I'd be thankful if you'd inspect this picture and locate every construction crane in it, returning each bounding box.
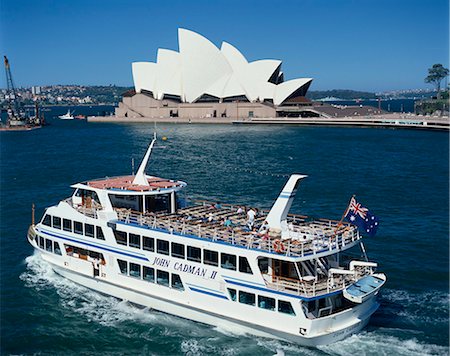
[4,55,27,125]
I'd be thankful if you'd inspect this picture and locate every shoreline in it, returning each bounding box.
[87,113,449,130]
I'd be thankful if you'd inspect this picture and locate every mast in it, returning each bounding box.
[132,132,157,186]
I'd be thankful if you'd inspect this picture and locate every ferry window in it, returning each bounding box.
[221,253,236,270]
[96,226,105,240]
[171,242,185,259]
[157,270,170,286]
[239,256,253,274]
[146,194,170,213]
[74,221,83,235]
[118,259,128,274]
[258,257,269,274]
[228,288,237,301]
[114,231,127,245]
[85,224,94,238]
[187,246,201,262]
[42,214,51,227]
[143,236,155,252]
[171,273,184,290]
[63,219,72,232]
[204,249,218,266]
[129,233,141,249]
[239,291,256,306]
[278,300,296,316]
[54,241,62,255]
[157,239,169,255]
[45,239,53,252]
[129,262,141,278]
[258,296,275,311]
[39,236,45,249]
[143,266,155,282]
[52,216,61,229]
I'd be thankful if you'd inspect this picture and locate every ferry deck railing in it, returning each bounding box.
[264,264,373,298]
[114,205,361,259]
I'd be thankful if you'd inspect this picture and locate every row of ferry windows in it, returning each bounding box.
[227,288,296,315]
[117,259,184,291]
[42,214,105,240]
[37,235,62,255]
[113,231,252,274]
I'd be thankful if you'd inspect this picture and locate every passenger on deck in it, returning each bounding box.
[208,212,214,223]
[223,217,233,229]
[214,202,222,209]
[259,220,270,238]
[246,208,256,229]
[236,206,244,215]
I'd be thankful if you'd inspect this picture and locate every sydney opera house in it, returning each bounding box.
[115,29,316,119]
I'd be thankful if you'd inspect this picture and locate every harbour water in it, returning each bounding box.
[1,112,448,355]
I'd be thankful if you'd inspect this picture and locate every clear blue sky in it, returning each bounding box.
[1,0,448,91]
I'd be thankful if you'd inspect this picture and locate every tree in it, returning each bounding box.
[425,64,449,98]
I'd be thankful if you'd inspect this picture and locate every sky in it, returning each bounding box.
[1,0,448,92]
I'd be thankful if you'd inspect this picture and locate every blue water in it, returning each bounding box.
[1,112,449,355]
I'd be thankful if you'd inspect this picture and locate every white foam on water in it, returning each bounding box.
[319,332,449,356]
[382,288,450,325]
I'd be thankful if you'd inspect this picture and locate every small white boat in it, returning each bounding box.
[343,273,386,304]
[59,110,74,120]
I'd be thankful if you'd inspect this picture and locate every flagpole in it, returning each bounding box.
[333,195,355,236]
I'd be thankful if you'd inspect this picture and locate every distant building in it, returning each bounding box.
[116,29,320,119]
[31,86,41,95]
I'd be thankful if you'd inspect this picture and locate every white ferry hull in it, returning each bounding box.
[38,250,379,347]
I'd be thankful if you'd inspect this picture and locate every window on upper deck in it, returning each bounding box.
[278,300,296,315]
[157,239,169,255]
[221,253,236,270]
[239,256,253,274]
[109,194,139,211]
[52,216,61,229]
[74,221,83,235]
[85,224,94,238]
[63,219,72,232]
[171,242,185,259]
[39,236,45,249]
[204,249,218,266]
[42,214,51,227]
[258,257,269,274]
[114,231,127,245]
[145,194,170,214]
[129,233,141,249]
[96,226,105,240]
[143,236,155,252]
[187,246,201,262]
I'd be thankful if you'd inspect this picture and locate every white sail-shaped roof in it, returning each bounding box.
[131,29,313,105]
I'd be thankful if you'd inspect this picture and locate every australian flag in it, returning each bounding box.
[345,197,379,237]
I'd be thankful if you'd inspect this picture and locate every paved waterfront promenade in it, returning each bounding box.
[88,113,449,130]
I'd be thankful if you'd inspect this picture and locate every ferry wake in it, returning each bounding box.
[27,134,386,346]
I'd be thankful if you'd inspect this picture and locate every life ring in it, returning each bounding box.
[273,239,285,254]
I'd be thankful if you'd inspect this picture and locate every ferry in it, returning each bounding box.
[58,110,74,120]
[27,134,386,346]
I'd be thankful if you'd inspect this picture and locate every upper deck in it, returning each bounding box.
[85,175,186,193]
[113,200,362,260]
